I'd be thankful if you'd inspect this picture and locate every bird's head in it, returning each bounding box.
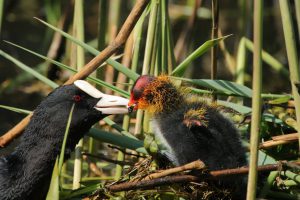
[73,80,129,115]
[17,80,129,161]
[128,75,182,114]
[128,75,155,112]
[38,80,129,129]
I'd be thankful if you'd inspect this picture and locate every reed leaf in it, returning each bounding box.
[217,100,251,114]
[47,104,75,199]
[88,128,146,154]
[34,18,139,81]
[171,35,231,76]
[60,183,102,200]
[4,41,129,98]
[244,38,289,77]
[0,50,58,89]
[46,158,60,200]
[0,105,32,115]
[173,77,252,98]
[58,104,75,175]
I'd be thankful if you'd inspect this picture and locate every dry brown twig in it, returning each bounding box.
[142,160,205,181]
[65,0,149,85]
[115,32,134,92]
[82,154,104,177]
[0,0,150,147]
[259,133,299,149]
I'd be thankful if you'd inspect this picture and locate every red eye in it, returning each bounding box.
[73,95,82,102]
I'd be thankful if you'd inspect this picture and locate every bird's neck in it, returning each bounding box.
[18,110,68,159]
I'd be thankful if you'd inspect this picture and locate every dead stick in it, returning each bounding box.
[259,140,297,149]
[209,163,280,177]
[107,162,298,192]
[143,160,205,180]
[109,175,200,192]
[0,0,150,147]
[65,0,149,84]
[259,133,299,149]
[0,114,32,147]
[271,133,298,141]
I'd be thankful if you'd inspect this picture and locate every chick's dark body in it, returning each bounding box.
[153,101,248,199]
[154,101,247,170]
[0,85,105,200]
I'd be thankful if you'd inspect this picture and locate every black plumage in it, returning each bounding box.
[153,102,247,170]
[0,81,128,200]
[128,75,248,198]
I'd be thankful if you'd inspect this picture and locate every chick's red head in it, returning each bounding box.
[128,75,155,112]
[128,75,180,113]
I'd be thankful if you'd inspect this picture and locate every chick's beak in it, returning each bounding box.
[127,99,138,113]
[127,103,136,113]
[94,94,129,114]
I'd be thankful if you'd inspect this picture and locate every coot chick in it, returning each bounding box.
[128,75,247,199]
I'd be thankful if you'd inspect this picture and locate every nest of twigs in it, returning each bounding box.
[88,157,236,200]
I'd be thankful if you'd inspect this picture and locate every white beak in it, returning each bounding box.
[94,94,129,114]
[74,80,129,114]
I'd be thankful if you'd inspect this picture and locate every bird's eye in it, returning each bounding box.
[73,95,82,102]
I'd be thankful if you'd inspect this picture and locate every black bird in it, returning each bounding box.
[128,75,248,198]
[0,80,128,200]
